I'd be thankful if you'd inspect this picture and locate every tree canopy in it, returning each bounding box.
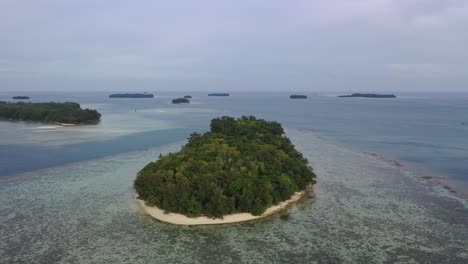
[0,101,101,124]
[135,116,316,218]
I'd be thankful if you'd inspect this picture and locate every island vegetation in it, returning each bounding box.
[290,95,307,99]
[109,93,154,98]
[184,95,192,99]
[0,102,101,124]
[338,93,396,98]
[12,96,30,100]
[208,93,230,97]
[172,98,190,104]
[135,116,316,218]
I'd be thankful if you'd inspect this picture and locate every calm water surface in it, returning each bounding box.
[1,91,467,186]
[0,91,467,263]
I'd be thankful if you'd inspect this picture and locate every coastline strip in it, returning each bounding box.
[138,188,310,225]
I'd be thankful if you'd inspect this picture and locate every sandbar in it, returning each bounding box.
[138,187,310,225]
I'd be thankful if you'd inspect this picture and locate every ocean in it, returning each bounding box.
[1,91,467,187]
[0,91,467,263]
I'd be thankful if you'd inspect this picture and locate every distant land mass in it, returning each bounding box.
[135,116,316,221]
[172,98,190,104]
[12,96,30,100]
[208,93,230,97]
[338,93,397,98]
[290,95,307,99]
[183,95,192,99]
[0,102,101,124]
[109,93,154,98]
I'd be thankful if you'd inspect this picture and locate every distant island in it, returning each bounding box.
[0,102,101,124]
[12,96,30,100]
[208,93,230,97]
[172,98,190,104]
[338,93,396,98]
[109,93,154,98]
[183,95,192,99]
[135,116,316,225]
[290,95,307,99]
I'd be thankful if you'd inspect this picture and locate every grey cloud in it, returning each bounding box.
[0,0,467,91]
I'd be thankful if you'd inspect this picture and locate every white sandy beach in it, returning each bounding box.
[138,188,310,225]
[57,123,77,127]
[36,125,64,129]
[36,123,77,129]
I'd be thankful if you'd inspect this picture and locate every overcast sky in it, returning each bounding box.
[1,0,468,92]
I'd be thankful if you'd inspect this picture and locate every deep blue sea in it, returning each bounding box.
[1,91,467,263]
[1,91,467,189]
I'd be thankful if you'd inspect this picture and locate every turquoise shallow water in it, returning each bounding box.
[1,91,467,189]
[0,130,466,263]
[1,91,468,263]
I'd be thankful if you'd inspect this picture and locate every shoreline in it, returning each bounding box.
[138,187,311,225]
[36,123,77,129]
[0,119,81,129]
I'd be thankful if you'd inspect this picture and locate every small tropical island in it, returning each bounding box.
[12,96,30,100]
[290,95,307,99]
[0,102,101,124]
[208,93,230,97]
[184,95,192,99]
[172,98,190,104]
[109,93,154,98]
[338,93,396,98]
[135,116,316,225]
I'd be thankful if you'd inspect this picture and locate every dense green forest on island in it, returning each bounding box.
[135,116,316,218]
[0,102,101,124]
